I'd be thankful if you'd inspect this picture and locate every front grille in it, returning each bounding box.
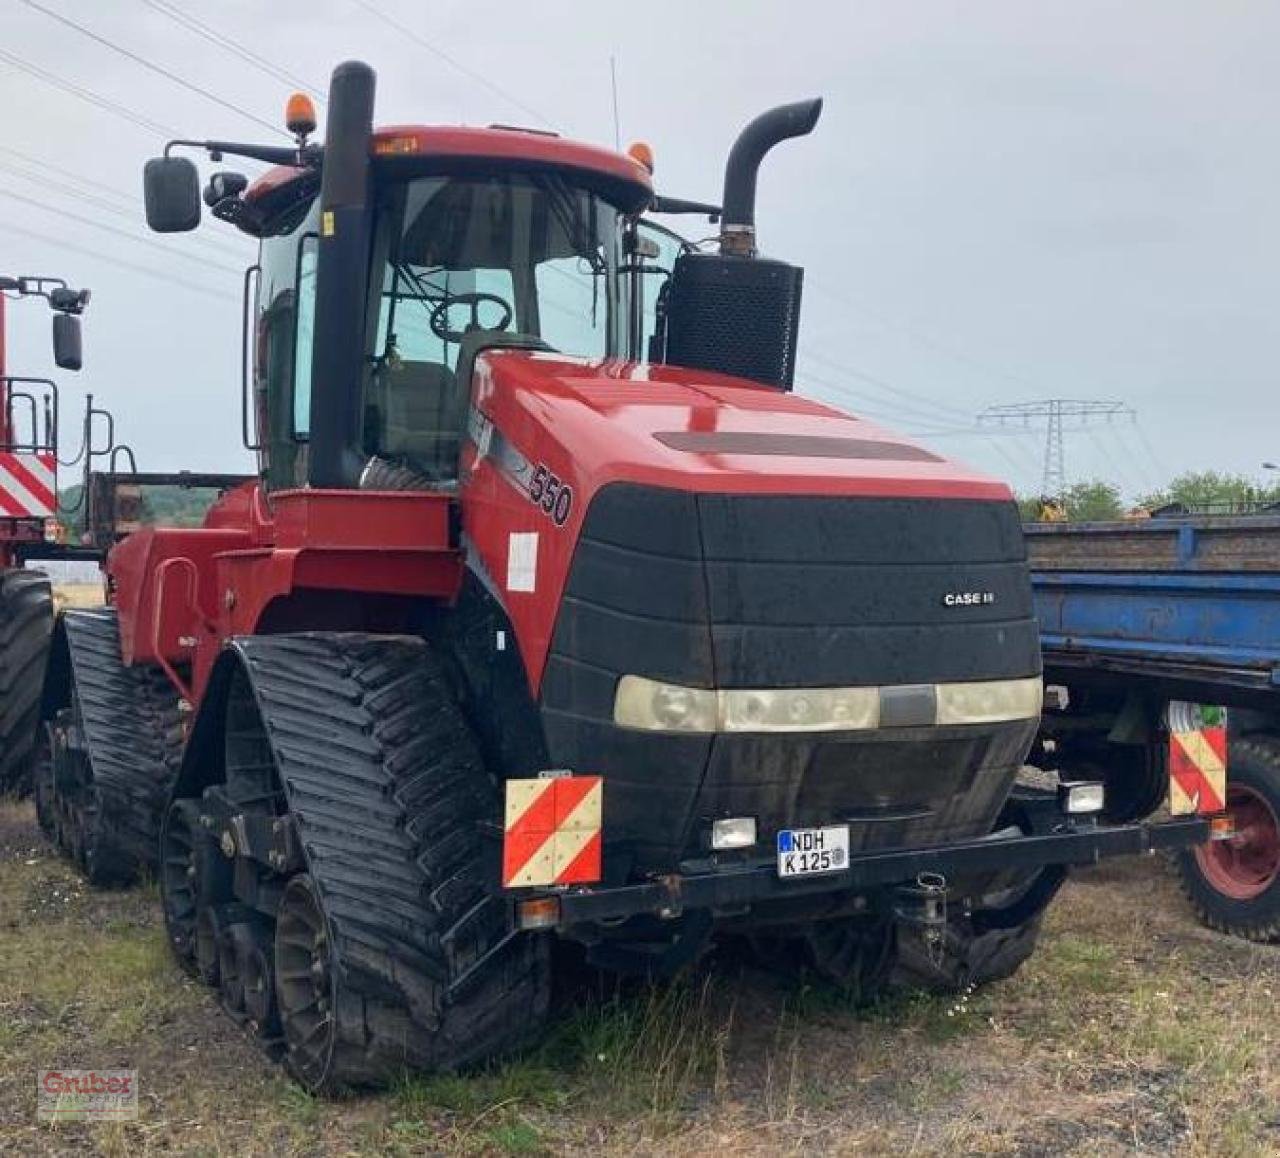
[540,484,1041,874]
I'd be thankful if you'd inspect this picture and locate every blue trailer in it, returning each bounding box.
[1027,513,1280,942]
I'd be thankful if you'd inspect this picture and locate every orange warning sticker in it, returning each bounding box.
[502,776,602,888]
[1168,726,1227,815]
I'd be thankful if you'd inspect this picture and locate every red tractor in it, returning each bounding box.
[0,274,88,788]
[37,62,1212,1092]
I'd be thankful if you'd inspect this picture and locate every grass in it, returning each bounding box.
[1,798,1277,1156]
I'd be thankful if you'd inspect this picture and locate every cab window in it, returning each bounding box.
[363,173,624,478]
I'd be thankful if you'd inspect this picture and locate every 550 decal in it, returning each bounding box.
[528,464,573,526]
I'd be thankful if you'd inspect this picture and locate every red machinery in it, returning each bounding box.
[36,62,1210,1092]
[0,275,86,787]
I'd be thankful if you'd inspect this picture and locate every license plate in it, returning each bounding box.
[776,825,850,878]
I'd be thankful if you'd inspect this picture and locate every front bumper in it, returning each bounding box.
[522,812,1210,929]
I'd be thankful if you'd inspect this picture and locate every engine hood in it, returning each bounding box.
[473,350,1008,502]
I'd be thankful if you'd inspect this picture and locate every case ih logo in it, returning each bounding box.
[942,591,996,607]
[37,1069,138,1122]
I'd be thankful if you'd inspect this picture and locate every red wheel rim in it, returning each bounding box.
[1193,783,1280,901]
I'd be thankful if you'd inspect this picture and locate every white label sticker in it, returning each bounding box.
[507,532,539,593]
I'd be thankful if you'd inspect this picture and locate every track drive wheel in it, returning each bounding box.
[1178,736,1280,942]
[0,569,53,792]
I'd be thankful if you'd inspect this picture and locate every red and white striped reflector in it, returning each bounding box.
[1168,726,1227,815]
[0,452,56,518]
[502,775,602,888]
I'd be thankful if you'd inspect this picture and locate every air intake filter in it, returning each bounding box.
[663,252,804,390]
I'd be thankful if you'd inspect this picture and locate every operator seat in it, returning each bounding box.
[372,358,460,477]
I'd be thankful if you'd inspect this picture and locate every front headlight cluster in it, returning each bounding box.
[613,675,1042,734]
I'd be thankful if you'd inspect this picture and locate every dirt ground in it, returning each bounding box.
[1,798,1277,1157]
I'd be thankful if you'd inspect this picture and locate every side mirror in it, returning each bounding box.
[144,156,201,232]
[52,313,82,371]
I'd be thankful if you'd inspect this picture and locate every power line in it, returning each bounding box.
[806,275,1045,396]
[0,159,252,264]
[0,184,245,276]
[351,0,556,128]
[0,45,181,137]
[138,0,326,101]
[802,347,977,424]
[0,144,134,209]
[17,0,286,137]
[0,220,238,304]
[979,399,1136,497]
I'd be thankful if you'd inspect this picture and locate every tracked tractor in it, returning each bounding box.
[37,61,1212,1092]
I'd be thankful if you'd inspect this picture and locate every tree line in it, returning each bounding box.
[1019,472,1280,522]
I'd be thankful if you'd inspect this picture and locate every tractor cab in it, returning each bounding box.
[148,100,688,493]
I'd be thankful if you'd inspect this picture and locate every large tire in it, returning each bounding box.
[0,569,53,792]
[166,634,552,1093]
[1177,736,1280,943]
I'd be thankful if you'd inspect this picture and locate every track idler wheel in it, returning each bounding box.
[274,874,338,1090]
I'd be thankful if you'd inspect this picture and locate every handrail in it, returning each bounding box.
[150,556,212,704]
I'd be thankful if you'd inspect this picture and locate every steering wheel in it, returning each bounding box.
[429,292,514,343]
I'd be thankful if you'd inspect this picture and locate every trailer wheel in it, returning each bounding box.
[0,569,53,792]
[1177,736,1280,942]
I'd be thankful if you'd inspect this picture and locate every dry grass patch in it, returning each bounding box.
[0,802,1276,1156]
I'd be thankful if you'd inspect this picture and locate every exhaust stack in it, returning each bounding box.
[308,61,376,490]
[661,98,823,390]
[720,99,823,257]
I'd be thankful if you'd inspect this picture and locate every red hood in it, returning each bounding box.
[474,351,1009,502]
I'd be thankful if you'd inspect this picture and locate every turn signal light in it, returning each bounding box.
[517,896,561,931]
[1208,815,1237,841]
[285,92,317,137]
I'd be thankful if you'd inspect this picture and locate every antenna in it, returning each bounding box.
[609,55,620,150]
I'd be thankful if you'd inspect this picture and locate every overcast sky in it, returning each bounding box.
[1,0,1277,498]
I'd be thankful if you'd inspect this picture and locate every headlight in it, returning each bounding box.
[935,677,1042,726]
[613,675,718,732]
[719,687,880,732]
[613,675,1042,733]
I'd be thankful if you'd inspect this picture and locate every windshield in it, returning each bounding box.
[362,173,623,474]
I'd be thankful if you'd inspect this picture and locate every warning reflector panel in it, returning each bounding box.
[0,452,55,518]
[502,776,602,888]
[1168,726,1227,815]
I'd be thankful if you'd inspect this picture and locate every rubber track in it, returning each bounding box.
[233,633,550,1086]
[60,609,185,878]
[0,569,53,790]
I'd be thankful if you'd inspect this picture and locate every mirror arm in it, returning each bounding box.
[163,138,322,169]
[650,194,722,221]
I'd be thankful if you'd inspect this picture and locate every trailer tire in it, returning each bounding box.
[0,569,53,792]
[1177,736,1280,943]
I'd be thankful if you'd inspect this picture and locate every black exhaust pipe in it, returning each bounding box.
[308,61,375,489]
[720,98,822,256]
